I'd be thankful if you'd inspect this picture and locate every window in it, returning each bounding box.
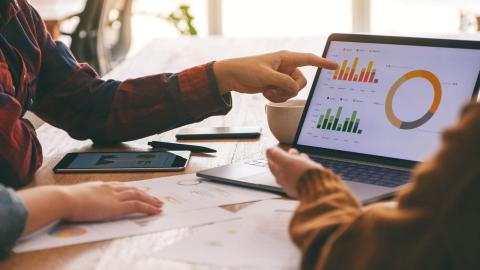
[371,0,480,34]
[222,0,352,37]
[131,0,480,49]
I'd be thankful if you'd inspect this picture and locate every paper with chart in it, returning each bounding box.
[13,206,234,253]
[158,199,301,269]
[129,173,280,215]
[14,174,279,253]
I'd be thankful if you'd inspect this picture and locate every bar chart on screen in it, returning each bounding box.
[316,106,363,134]
[332,57,379,84]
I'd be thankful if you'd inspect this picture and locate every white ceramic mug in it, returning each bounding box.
[266,99,306,144]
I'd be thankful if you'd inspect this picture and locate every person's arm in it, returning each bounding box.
[0,182,162,256]
[267,102,480,270]
[266,148,364,269]
[0,185,28,257]
[0,91,42,188]
[24,2,336,144]
[18,182,162,234]
[24,1,230,143]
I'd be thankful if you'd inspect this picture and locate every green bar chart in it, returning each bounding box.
[316,106,363,134]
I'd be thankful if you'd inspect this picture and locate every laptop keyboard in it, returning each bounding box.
[246,158,410,188]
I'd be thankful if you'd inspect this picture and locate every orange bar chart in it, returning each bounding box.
[332,57,379,84]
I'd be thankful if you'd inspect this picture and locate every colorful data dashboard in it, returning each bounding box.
[297,41,480,162]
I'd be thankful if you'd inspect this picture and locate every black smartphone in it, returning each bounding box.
[53,151,191,173]
[176,127,262,140]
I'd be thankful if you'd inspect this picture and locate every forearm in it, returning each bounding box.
[0,186,28,256]
[0,94,43,188]
[99,63,231,143]
[33,58,231,143]
[290,169,362,269]
[17,186,70,236]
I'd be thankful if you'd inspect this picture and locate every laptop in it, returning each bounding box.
[197,34,480,204]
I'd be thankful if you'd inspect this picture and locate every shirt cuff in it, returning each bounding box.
[296,169,360,205]
[0,186,28,255]
[178,61,232,120]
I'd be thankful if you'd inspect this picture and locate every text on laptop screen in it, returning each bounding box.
[297,41,480,162]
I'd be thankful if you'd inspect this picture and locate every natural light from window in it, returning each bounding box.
[130,0,480,53]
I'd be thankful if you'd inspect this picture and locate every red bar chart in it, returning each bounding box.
[332,57,379,84]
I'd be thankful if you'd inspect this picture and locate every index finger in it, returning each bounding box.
[280,51,338,70]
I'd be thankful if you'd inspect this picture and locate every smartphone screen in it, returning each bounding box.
[54,151,190,173]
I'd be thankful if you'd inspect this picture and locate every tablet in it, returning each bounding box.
[53,151,191,173]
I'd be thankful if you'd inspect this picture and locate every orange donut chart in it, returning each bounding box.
[385,70,442,129]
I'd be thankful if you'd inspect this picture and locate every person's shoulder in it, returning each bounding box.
[12,0,43,26]
[15,0,37,16]
[15,0,30,9]
[443,102,480,146]
[458,102,480,131]
[461,102,480,117]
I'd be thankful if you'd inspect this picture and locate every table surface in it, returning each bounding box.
[0,37,329,270]
[2,34,479,269]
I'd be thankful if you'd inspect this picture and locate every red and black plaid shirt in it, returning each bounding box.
[0,0,232,188]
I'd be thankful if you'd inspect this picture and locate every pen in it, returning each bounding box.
[148,141,217,153]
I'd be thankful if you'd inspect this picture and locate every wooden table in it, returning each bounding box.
[29,0,86,39]
[0,37,327,269]
[3,34,479,269]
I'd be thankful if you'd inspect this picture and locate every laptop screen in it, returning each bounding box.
[296,40,480,162]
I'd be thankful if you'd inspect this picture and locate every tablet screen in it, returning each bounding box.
[64,152,188,169]
[297,41,480,162]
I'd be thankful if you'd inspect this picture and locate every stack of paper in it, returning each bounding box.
[14,174,280,253]
[158,199,302,269]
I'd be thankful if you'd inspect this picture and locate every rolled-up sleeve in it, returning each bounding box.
[0,185,28,256]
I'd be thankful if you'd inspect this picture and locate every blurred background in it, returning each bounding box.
[29,0,480,73]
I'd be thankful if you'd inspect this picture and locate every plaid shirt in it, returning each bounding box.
[0,0,232,188]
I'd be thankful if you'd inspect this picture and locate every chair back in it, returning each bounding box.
[69,0,103,72]
[97,0,133,74]
[69,0,133,75]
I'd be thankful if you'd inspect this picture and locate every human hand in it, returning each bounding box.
[214,51,338,102]
[266,147,324,198]
[62,182,162,222]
